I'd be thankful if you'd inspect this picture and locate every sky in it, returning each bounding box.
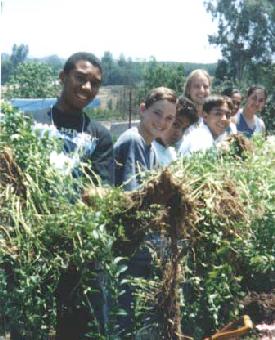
[1,0,222,63]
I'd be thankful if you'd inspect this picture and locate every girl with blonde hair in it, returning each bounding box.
[184,69,211,121]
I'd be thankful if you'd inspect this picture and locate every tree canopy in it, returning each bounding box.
[1,44,29,84]
[204,0,275,84]
[5,61,60,98]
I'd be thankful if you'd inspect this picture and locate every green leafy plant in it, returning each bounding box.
[0,101,274,339]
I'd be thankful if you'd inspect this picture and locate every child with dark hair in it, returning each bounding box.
[153,96,198,165]
[30,52,114,340]
[221,87,242,116]
[33,51,114,185]
[221,87,241,134]
[114,86,177,190]
[172,96,198,150]
[179,95,233,156]
[235,85,266,138]
[63,51,102,74]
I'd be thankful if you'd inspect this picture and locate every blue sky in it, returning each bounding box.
[1,0,222,63]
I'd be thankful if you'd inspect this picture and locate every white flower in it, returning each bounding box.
[49,151,80,175]
[32,123,60,139]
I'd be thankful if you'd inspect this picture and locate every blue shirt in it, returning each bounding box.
[236,110,265,138]
[114,127,157,191]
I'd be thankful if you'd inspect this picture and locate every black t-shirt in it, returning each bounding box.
[49,106,114,185]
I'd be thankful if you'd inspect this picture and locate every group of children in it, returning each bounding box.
[114,69,268,192]
[25,53,268,338]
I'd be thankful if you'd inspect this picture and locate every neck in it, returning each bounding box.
[196,104,203,117]
[243,106,255,121]
[52,104,85,132]
[138,123,153,145]
[212,133,219,140]
[206,125,219,140]
[55,98,82,117]
[156,138,167,147]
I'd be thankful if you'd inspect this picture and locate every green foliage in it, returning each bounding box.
[39,54,64,76]
[214,59,229,82]
[101,51,142,86]
[204,0,275,84]
[1,59,14,85]
[142,58,185,95]
[262,94,275,134]
[2,45,218,90]
[4,61,60,99]
[10,44,29,67]
[0,102,274,338]
[100,51,216,87]
[0,102,125,338]
[1,44,29,85]
[130,140,274,338]
[183,62,217,77]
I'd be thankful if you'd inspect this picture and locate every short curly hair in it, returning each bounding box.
[63,52,102,74]
[176,95,198,125]
[203,95,234,114]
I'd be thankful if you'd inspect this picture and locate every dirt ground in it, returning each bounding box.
[243,290,275,325]
[242,290,275,338]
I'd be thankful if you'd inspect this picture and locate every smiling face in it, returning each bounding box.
[203,103,231,139]
[231,92,242,115]
[188,74,210,106]
[58,59,102,113]
[140,99,176,144]
[162,116,190,146]
[246,89,266,115]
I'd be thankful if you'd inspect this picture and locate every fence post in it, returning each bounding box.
[128,88,132,129]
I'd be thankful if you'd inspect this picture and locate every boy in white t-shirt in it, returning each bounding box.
[179,95,233,157]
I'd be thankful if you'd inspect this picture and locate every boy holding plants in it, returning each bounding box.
[114,86,177,191]
[32,52,114,340]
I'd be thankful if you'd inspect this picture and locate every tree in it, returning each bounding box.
[1,58,13,84]
[1,44,29,84]
[10,44,29,66]
[214,59,228,82]
[5,61,60,98]
[204,0,275,83]
[142,58,185,95]
[42,54,64,76]
[101,51,116,85]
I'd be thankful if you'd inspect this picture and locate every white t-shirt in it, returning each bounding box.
[183,117,204,138]
[153,140,177,166]
[178,124,227,157]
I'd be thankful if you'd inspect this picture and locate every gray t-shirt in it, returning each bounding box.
[114,127,157,191]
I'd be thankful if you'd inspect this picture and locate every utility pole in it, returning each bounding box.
[128,88,132,129]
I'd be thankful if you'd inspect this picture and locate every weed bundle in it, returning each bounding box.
[0,101,274,339]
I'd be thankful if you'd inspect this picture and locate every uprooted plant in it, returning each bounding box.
[0,101,274,339]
